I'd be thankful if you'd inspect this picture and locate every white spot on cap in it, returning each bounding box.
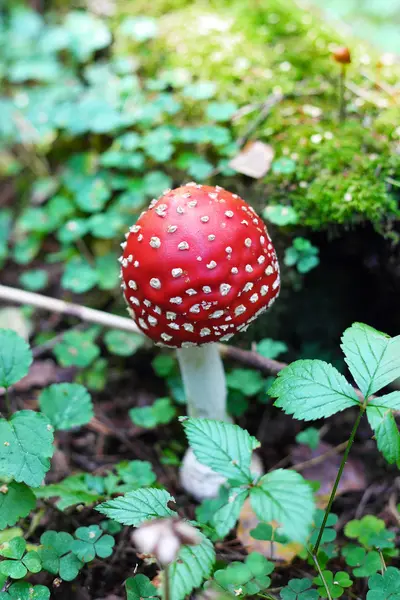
[265,265,274,275]
[272,277,280,290]
[128,280,137,290]
[128,255,133,263]
[231,267,239,274]
[155,204,168,217]
[134,260,139,267]
[182,341,197,347]
[200,328,211,336]
[258,256,265,264]
[183,323,194,332]
[220,324,229,331]
[131,225,141,233]
[241,220,249,226]
[154,306,161,315]
[245,265,253,273]
[235,305,246,316]
[209,193,218,200]
[243,282,253,292]
[139,318,148,330]
[207,261,217,269]
[244,238,252,248]
[178,241,189,250]
[190,304,200,313]
[225,210,234,218]
[166,312,177,320]
[197,256,202,261]
[200,216,209,223]
[150,237,161,248]
[161,333,172,342]
[129,296,140,306]
[186,289,197,296]
[137,234,143,242]
[261,285,269,296]
[120,241,127,249]
[220,333,234,342]
[220,283,231,296]
[203,286,211,294]
[188,200,197,208]
[170,297,183,304]
[168,323,180,330]
[260,236,265,245]
[144,299,152,308]
[168,225,178,233]
[172,268,183,278]
[225,247,232,254]
[208,234,216,241]
[150,278,161,289]
[210,310,224,319]
[176,206,185,214]
[148,316,158,326]
[250,293,259,303]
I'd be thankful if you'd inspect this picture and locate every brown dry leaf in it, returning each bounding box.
[237,499,302,563]
[0,360,74,396]
[291,441,367,507]
[229,141,274,178]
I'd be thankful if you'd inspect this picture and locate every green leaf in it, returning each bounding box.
[342,545,381,578]
[1,582,50,600]
[34,474,101,510]
[19,269,48,291]
[280,578,320,600]
[57,219,89,244]
[61,258,98,294]
[269,360,360,421]
[129,398,176,429]
[344,515,390,548]
[214,552,273,596]
[250,469,315,542]
[296,427,320,450]
[257,338,288,360]
[95,253,120,291]
[64,12,111,61]
[71,525,114,562]
[367,406,400,466]
[272,158,297,175]
[367,566,400,599]
[126,575,159,600]
[226,369,265,396]
[182,418,260,484]
[0,329,32,388]
[59,553,83,581]
[212,488,249,538]
[314,570,352,599]
[263,205,298,226]
[183,81,217,100]
[96,488,175,526]
[115,460,157,488]
[104,330,145,356]
[54,331,100,368]
[0,537,25,559]
[206,102,237,122]
[119,16,158,41]
[0,410,54,487]
[0,482,36,530]
[39,383,93,430]
[168,535,215,600]
[152,354,176,378]
[341,323,400,397]
[0,538,41,580]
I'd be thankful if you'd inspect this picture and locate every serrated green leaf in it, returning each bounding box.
[0,329,32,388]
[96,488,175,526]
[270,360,360,421]
[34,474,101,510]
[212,488,249,538]
[39,383,93,430]
[0,410,54,487]
[341,323,400,397]
[0,481,36,530]
[126,574,159,600]
[182,418,259,484]
[167,534,215,600]
[368,392,400,411]
[250,469,315,542]
[367,406,400,466]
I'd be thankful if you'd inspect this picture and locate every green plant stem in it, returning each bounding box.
[4,388,11,417]
[339,65,347,122]
[164,565,170,600]
[309,550,332,600]
[313,404,365,555]
[379,550,387,574]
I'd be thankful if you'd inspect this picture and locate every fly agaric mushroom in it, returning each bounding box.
[120,183,280,499]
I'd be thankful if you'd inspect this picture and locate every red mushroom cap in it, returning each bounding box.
[120,183,280,348]
[332,46,351,65]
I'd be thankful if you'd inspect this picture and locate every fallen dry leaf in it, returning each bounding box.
[237,499,302,563]
[229,141,274,178]
[291,441,367,506]
[0,359,74,395]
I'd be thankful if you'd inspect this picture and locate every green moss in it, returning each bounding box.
[122,0,400,233]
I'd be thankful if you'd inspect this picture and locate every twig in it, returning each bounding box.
[290,440,348,472]
[0,284,140,334]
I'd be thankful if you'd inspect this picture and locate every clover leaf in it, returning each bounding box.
[71,525,114,562]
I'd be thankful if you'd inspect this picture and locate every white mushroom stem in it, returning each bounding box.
[177,344,263,501]
[176,344,228,422]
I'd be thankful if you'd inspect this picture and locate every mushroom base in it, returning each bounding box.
[180,448,264,501]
